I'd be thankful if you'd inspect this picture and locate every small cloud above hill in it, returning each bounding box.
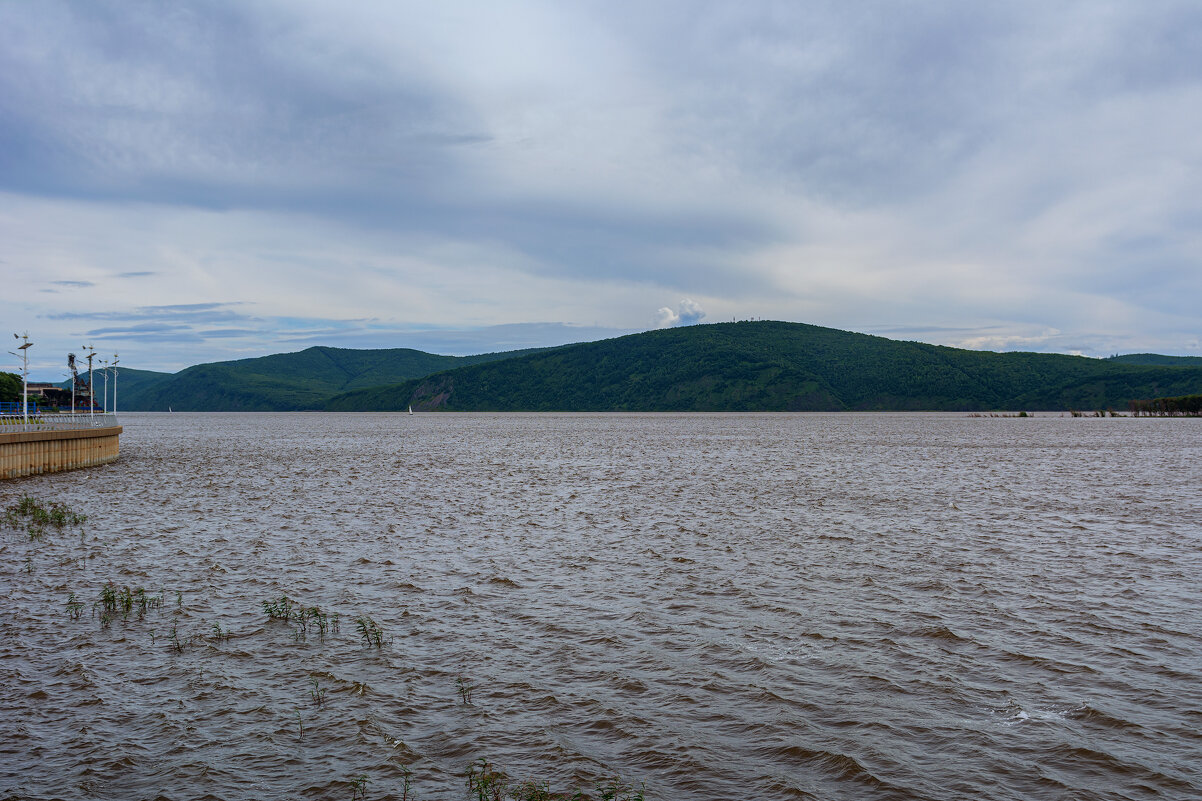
[655,298,706,328]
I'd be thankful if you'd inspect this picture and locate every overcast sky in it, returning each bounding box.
[3,1,1200,378]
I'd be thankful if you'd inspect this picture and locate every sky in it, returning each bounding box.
[3,1,1201,379]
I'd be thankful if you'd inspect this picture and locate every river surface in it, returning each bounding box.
[1,412,1200,800]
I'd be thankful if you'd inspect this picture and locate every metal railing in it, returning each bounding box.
[0,413,119,434]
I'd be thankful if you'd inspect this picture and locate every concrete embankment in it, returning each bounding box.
[0,425,123,479]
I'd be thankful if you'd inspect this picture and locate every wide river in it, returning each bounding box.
[1,413,1199,800]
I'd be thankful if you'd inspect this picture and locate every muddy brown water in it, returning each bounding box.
[1,412,1199,800]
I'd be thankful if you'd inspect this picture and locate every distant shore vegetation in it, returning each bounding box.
[1128,394,1202,417]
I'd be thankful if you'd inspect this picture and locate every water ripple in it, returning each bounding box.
[1,412,1200,800]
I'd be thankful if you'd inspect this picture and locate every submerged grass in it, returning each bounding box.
[310,677,327,707]
[355,615,384,648]
[263,595,295,621]
[93,581,163,626]
[466,758,645,801]
[3,495,87,540]
[65,591,84,620]
[8,503,659,801]
[457,676,475,705]
[13,506,649,799]
[263,595,340,642]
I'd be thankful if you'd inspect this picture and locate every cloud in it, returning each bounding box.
[84,323,194,336]
[17,287,639,373]
[2,2,1200,375]
[655,298,706,328]
[50,303,253,327]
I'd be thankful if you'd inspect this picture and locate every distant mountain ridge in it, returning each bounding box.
[34,324,1202,412]
[114,345,545,411]
[1105,353,1202,366]
[324,322,1202,412]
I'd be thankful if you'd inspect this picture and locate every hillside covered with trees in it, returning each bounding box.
[1106,354,1202,366]
[325,322,1202,412]
[117,345,543,411]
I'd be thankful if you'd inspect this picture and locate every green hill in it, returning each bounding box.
[104,367,175,401]
[324,322,1202,412]
[119,345,543,411]
[57,367,174,397]
[1105,353,1202,366]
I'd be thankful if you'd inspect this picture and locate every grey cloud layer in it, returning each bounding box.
[2,0,1199,371]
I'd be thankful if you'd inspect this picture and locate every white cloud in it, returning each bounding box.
[655,298,706,328]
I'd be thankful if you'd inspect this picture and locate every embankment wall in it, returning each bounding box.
[0,426,122,479]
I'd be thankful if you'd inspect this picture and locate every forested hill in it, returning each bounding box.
[324,322,1202,412]
[1105,353,1202,366]
[118,345,544,411]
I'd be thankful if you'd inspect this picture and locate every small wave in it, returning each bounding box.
[913,625,969,643]
[1063,703,1142,731]
[1000,649,1100,675]
[766,744,907,792]
[1044,743,1196,790]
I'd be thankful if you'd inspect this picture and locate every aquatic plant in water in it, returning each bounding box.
[457,676,475,705]
[262,595,295,621]
[3,496,86,540]
[399,764,414,801]
[65,592,84,620]
[295,604,332,640]
[263,596,338,642]
[467,758,508,801]
[309,677,327,707]
[355,615,384,647]
[94,582,162,626]
[467,759,647,801]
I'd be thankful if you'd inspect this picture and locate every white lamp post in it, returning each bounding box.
[100,357,109,414]
[11,333,32,425]
[112,354,119,416]
[82,344,96,420]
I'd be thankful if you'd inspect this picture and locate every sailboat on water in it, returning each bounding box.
[408,405,413,415]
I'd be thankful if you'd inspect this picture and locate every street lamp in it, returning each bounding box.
[112,353,119,416]
[82,344,96,420]
[100,357,110,414]
[10,333,32,425]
